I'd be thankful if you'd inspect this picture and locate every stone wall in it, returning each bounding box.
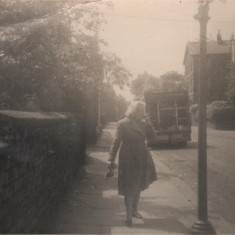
[0,111,86,233]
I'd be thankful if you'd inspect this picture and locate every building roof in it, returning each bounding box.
[187,40,231,55]
[183,40,232,65]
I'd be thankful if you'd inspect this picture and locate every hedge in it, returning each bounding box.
[207,101,234,121]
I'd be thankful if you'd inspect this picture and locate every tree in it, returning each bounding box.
[160,71,185,91]
[130,72,160,100]
[0,0,131,111]
[100,84,128,123]
[0,0,87,27]
[103,53,132,89]
[116,95,129,120]
[100,84,116,123]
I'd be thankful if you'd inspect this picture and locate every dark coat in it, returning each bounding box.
[109,117,157,196]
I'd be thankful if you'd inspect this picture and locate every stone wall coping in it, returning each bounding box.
[0,110,69,127]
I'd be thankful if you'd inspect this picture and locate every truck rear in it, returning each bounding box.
[144,90,191,145]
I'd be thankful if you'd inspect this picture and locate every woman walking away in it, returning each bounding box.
[108,101,157,227]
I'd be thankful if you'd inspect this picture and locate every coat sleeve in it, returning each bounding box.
[109,122,123,162]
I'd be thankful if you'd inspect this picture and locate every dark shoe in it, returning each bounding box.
[132,212,143,219]
[125,219,132,227]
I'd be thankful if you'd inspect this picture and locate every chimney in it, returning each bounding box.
[217,29,223,45]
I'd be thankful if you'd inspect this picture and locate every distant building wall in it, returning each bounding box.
[207,54,229,102]
[0,111,86,233]
[185,54,229,104]
[184,40,231,104]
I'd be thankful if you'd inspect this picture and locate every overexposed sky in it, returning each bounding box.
[97,0,235,100]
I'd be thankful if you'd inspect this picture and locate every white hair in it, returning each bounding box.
[125,101,146,119]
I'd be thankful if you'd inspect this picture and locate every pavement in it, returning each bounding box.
[44,123,235,234]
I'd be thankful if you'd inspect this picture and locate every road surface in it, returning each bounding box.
[151,126,235,227]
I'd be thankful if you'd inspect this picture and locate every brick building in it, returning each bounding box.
[183,36,233,104]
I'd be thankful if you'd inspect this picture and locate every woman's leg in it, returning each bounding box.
[132,191,142,218]
[133,191,140,214]
[124,194,134,225]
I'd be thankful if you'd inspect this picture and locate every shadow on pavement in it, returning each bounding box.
[33,152,192,234]
[150,141,216,150]
[134,201,193,234]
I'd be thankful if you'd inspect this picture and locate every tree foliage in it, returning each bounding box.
[0,0,130,112]
[130,72,160,100]
[130,70,186,100]
[103,53,132,89]
[160,71,185,91]
[0,0,85,27]
[100,84,128,123]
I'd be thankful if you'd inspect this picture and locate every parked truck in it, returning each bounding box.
[144,90,191,146]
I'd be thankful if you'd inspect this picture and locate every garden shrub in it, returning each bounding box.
[207,100,235,123]
[228,87,235,104]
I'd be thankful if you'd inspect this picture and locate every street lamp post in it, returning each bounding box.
[191,1,215,234]
[97,86,101,136]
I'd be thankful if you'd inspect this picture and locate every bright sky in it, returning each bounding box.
[98,0,235,100]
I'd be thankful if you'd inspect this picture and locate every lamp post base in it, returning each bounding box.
[190,220,216,234]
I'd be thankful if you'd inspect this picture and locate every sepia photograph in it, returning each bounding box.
[0,0,235,234]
